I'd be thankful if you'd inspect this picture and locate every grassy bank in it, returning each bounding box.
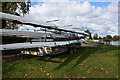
[2,46,118,78]
[86,40,101,43]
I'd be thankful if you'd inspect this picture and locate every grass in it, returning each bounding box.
[86,40,101,43]
[2,46,119,78]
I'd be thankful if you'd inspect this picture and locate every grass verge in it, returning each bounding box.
[2,46,119,78]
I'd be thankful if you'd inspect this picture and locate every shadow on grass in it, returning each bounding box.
[37,57,62,63]
[54,46,118,70]
[2,54,38,62]
[2,49,36,62]
[54,47,98,70]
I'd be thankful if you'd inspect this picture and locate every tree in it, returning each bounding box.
[99,36,102,39]
[103,35,112,41]
[84,30,90,34]
[84,30,92,39]
[119,36,120,40]
[106,35,112,40]
[112,35,119,41]
[1,1,31,29]
[93,33,98,39]
[103,37,106,41]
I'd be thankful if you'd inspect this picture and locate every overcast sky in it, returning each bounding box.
[20,1,118,37]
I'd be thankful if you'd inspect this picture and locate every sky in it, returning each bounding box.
[20,1,118,37]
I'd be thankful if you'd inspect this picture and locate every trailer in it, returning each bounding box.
[20,40,84,56]
[1,39,87,56]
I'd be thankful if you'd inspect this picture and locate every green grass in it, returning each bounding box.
[86,40,101,43]
[2,46,119,78]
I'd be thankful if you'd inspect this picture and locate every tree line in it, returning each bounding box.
[1,1,31,29]
[84,30,120,41]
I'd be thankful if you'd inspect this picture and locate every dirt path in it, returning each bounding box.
[81,42,103,47]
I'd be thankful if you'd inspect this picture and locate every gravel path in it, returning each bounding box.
[81,42,103,47]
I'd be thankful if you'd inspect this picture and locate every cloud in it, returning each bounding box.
[23,1,118,37]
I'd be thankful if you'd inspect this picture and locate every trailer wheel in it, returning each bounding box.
[68,46,74,54]
[70,48,74,54]
[74,48,77,53]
